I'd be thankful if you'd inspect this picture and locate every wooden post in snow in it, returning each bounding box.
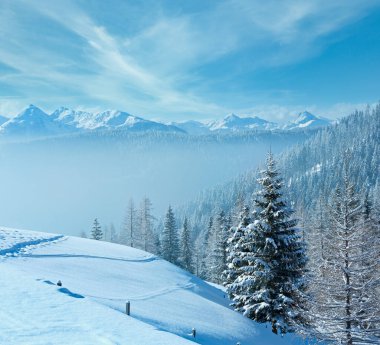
[126,301,130,315]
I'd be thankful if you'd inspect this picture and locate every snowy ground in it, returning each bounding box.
[0,227,307,344]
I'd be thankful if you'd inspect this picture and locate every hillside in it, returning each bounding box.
[177,106,379,236]
[0,227,304,345]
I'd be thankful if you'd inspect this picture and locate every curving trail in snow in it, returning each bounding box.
[19,253,158,263]
[87,282,196,302]
[0,227,65,257]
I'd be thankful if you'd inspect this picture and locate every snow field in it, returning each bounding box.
[0,228,304,344]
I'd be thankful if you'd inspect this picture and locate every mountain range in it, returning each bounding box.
[0,105,334,138]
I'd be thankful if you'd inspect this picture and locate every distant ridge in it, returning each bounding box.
[0,105,185,138]
[0,105,334,137]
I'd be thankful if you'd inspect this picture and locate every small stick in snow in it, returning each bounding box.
[192,328,196,338]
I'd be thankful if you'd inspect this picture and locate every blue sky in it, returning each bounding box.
[0,0,379,122]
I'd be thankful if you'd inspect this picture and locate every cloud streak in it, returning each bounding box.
[0,0,378,120]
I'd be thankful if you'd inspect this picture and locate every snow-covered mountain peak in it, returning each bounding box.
[16,104,49,119]
[0,105,334,138]
[223,113,240,121]
[284,111,332,130]
[209,113,276,131]
[50,107,94,130]
[0,105,75,138]
[295,111,317,123]
[95,109,140,128]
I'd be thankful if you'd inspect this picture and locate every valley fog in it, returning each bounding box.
[0,131,306,235]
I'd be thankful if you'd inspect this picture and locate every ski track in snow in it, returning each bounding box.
[0,228,65,257]
[18,253,157,263]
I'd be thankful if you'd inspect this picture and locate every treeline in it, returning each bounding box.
[82,197,159,255]
[29,125,313,155]
[81,199,196,273]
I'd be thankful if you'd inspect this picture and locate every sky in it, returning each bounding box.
[0,0,380,122]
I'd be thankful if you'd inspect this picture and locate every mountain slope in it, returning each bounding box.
[177,106,379,238]
[0,227,303,345]
[50,107,95,129]
[170,120,210,135]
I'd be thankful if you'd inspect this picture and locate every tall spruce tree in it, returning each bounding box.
[91,218,103,240]
[227,152,307,334]
[179,217,193,272]
[161,206,180,265]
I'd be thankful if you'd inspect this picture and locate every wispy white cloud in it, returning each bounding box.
[0,0,378,120]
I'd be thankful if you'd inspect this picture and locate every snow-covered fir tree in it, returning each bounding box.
[121,198,138,247]
[232,193,247,226]
[91,218,103,240]
[161,206,180,265]
[152,230,161,256]
[193,237,203,277]
[109,223,118,243]
[223,204,250,293]
[227,152,307,335]
[139,197,156,252]
[208,210,228,284]
[308,175,380,344]
[102,225,108,242]
[179,217,193,272]
[199,216,213,280]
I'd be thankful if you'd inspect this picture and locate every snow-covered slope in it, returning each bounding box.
[209,113,277,132]
[50,107,96,129]
[283,111,333,130]
[0,227,304,345]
